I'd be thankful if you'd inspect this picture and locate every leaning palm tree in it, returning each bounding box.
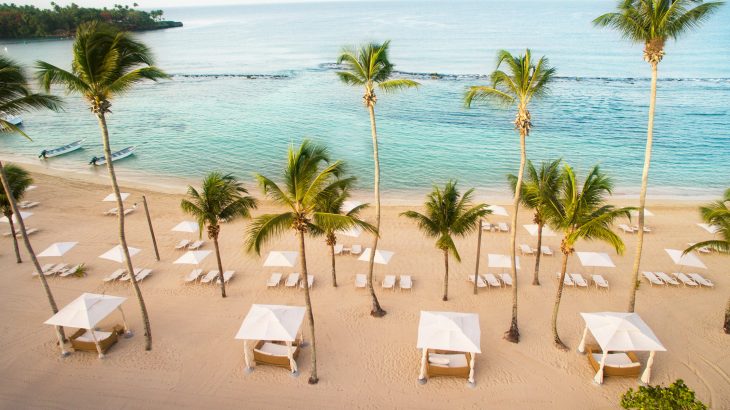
[37,21,169,350]
[508,159,563,286]
[594,0,723,313]
[336,41,419,317]
[544,164,631,350]
[0,164,32,263]
[465,49,556,343]
[246,140,369,384]
[683,188,729,333]
[181,172,257,298]
[401,181,489,301]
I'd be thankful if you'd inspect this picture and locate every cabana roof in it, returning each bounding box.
[45,293,126,330]
[235,304,305,342]
[417,311,481,354]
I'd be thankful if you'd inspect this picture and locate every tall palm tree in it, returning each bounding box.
[402,181,489,301]
[593,0,723,313]
[465,49,556,343]
[336,41,419,317]
[508,159,563,286]
[313,186,374,287]
[0,56,66,345]
[683,188,729,333]
[246,140,369,384]
[0,164,32,263]
[37,21,169,350]
[544,164,631,350]
[181,172,257,298]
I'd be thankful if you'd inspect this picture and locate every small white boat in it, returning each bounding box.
[39,139,86,159]
[90,146,136,166]
[2,114,22,126]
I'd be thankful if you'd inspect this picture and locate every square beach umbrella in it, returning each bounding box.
[264,251,298,267]
[103,192,130,202]
[38,242,78,257]
[174,250,212,265]
[342,200,363,214]
[629,209,654,217]
[99,245,141,263]
[576,252,615,268]
[697,223,720,234]
[486,205,508,217]
[0,211,32,224]
[665,248,706,270]
[172,220,199,234]
[523,224,556,237]
[358,248,394,265]
[487,253,520,270]
[338,225,363,238]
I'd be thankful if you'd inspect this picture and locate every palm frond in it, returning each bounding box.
[245,212,296,255]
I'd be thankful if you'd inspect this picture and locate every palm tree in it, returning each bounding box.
[401,181,489,301]
[683,188,729,333]
[246,140,369,384]
[37,21,169,350]
[508,159,563,286]
[181,172,257,298]
[465,49,556,343]
[0,56,66,345]
[336,41,419,317]
[313,186,374,287]
[544,164,631,350]
[593,0,723,313]
[0,164,32,263]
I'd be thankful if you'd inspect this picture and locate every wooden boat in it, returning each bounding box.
[39,138,85,158]
[1,114,22,126]
[89,146,135,166]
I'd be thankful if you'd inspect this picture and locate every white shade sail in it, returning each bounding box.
[235,304,305,342]
[38,242,78,257]
[697,223,720,234]
[486,205,508,217]
[342,200,363,214]
[579,312,665,352]
[338,225,363,238]
[522,224,556,237]
[0,211,32,223]
[44,293,127,329]
[576,252,616,268]
[487,253,520,270]
[417,311,481,353]
[172,220,199,233]
[358,248,394,265]
[629,209,654,217]
[174,250,212,265]
[665,249,707,269]
[263,251,298,267]
[25,185,37,192]
[99,245,141,263]
[103,192,129,202]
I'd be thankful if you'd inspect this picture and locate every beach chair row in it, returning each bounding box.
[373,274,412,291]
[184,269,235,285]
[642,271,714,288]
[333,244,362,255]
[3,227,40,237]
[103,204,137,216]
[174,239,205,250]
[519,244,554,256]
[32,263,83,278]
[266,272,314,289]
[102,267,153,283]
[482,222,510,232]
[468,273,513,289]
[557,272,610,290]
[618,224,652,234]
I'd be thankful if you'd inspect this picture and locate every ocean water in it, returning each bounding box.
[1,0,729,198]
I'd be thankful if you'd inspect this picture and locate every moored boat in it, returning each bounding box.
[89,146,136,166]
[39,139,86,159]
[1,114,23,126]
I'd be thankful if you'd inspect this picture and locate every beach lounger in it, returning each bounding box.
[58,264,82,277]
[499,273,513,287]
[70,327,123,355]
[135,269,153,282]
[425,349,472,380]
[541,246,553,256]
[481,274,502,288]
[216,270,235,284]
[333,244,343,255]
[382,275,396,290]
[188,240,205,250]
[481,222,493,231]
[253,340,301,372]
[654,271,680,286]
[350,244,362,255]
[618,224,635,233]
[519,244,536,255]
[32,263,55,277]
[200,270,219,284]
[267,272,283,287]
[632,225,651,233]
[5,227,39,237]
[184,268,203,283]
[285,272,300,288]
[120,268,143,281]
[468,274,487,288]
[688,243,711,254]
[400,275,412,291]
[687,273,714,287]
[45,263,67,276]
[673,272,699,287]
[104,207,118,216]
[175,239,191,250]
[498,222,509,232]
[19,201,39,209]
[299,274,314,289]
[591,274,609,290]
[103,268,126,282]
[355,273,367,288]
[586,345,641,379]
[557,272,574,287]
[642,272,664,287]
[122,207,136,216]
[570,273,589,288]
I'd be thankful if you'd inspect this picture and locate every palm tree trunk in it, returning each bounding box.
[552,252,570,350]
[0,160,66,343]
[367,104,385,317]
[443,249,449,301]
[7,216,21,263]
[297,229,318,384]
[504,128,526,343]
[212,233,226,298]
[628,62,658,313]
[329,242,337,287]
[533,223,544,286]
[97,112,152,350]
[724,296,730,335]
[473,221,483,295]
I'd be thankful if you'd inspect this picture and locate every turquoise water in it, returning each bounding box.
[1,0,729,197]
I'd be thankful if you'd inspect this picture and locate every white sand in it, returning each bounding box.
[0,170,728,409]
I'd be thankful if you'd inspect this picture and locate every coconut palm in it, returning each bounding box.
[181,172,257,298]
[544,164,631,350]
[37,21,169,350]
[593,0,723,313]
[336,41,419,317]
[683,188,729,333]
[401,181,489,301]
[0,164,32,263]
[246,140,369,384]
[508,159,563,286]
[465,49,556,343]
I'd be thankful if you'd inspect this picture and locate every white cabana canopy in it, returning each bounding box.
[103,192,129,202]
[172,220,199,233]
[697,223,720,234]
[235,304,305,373]
[338,225,363,238]
[577,312,666,385]
[630,209,654,217]
[358,248,394,264]
[486,205,508,217]
[99,245,141,263]
[38,241,78,257]
[0,211,32,223]
[522,224,556,237]
[576,252,616,268]
[665,248,707,270]
[487,253,520,270]
[417,311,481,385]
[174,250,211,265]
[263,251,298,267]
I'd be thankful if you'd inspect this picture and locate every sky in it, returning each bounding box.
[18,0,362,8]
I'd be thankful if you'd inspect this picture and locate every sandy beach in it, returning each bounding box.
[0,168,728,410]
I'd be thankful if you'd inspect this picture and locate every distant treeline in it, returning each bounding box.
[0,3,182,39]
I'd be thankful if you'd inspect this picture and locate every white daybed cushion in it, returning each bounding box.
[429,353,468,368]
[592,353,640,368]
[74,330,112,343]
[255,342,290,357]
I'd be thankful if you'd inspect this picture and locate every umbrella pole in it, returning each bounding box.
[468,353,476,386]
[593,351,608,384]
[640,350,655,385]
[287,341,298,375]
[418,348,428,384]
[243,340,253,373]
[89,329,104,359]
[577,326,588,353]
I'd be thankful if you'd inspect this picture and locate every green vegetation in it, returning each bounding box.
[0,3,181,39]
[621,379,707,410]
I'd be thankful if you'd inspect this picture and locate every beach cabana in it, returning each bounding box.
[44,293,130,358]
[417,311,481,386]
[577,312,666,384]
[235,304,305,374]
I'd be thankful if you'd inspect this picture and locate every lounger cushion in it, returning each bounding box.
[255,342,291,357]
[428,356,450,366]
[429,353,467,368]
[592,353,640,368]
[74,330,113,343]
